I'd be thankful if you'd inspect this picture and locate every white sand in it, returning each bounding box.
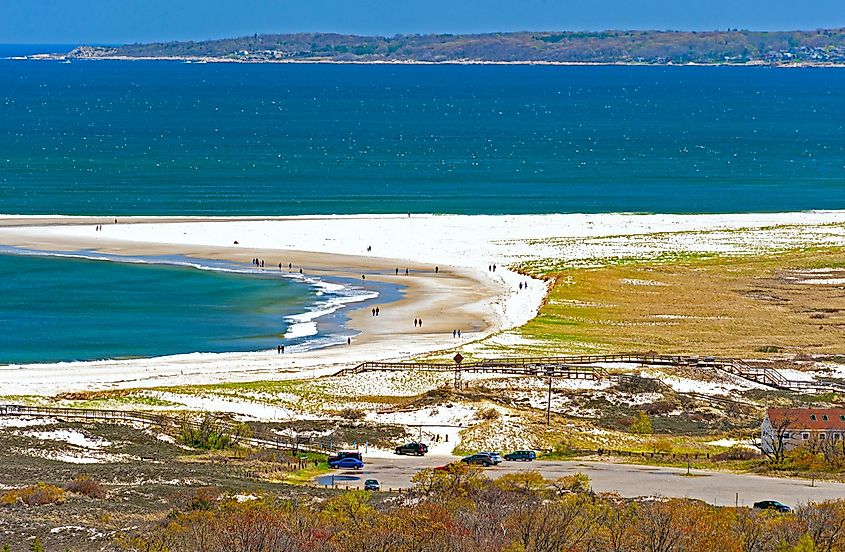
[1,211,845,396]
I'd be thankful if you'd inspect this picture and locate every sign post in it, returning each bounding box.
[453,353,464,389]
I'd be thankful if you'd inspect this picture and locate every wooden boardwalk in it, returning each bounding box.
[335,353,845,395]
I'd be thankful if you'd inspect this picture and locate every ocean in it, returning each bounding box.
[0,58,842,216]
[0,54,843,364]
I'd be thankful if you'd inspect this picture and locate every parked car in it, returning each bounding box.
[329,457,364,469]
[753,500,792,513]
[480,451,504,465]
[461,453,495,467]
[328,450,363,464]
[504,450,537,461]
[395,442,429,456]
[364,479,380,491]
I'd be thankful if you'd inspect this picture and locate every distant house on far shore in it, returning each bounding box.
[761,407,845,453]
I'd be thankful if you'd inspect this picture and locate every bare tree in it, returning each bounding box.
[757,414,795,465]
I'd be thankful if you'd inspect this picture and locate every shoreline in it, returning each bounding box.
[0,214,522,395]
[3,211,845,396]
[11,54,845,68]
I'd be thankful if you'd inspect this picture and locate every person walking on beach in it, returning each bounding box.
[347,337,351,345]
[452,330,456,338]
[405,268,409,275]
[279,263,282,271]
[299,268,303,274]
[414,318,418,327]
[435,266,439,274]
[289,262,292,269]
[372,308,376,317]
[457,329,461,338]
[277,345,281,354]
[395,268,399,275]
[375,307,379,316]
[418,318,422,327]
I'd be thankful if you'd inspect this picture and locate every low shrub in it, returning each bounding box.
[615,376,662,394]
[1,483,66,506]
[179,414,251,450]
[477,407,500,421]
[189,486,222,511]
[713,445,761,461]
[554,473,590,493]
[643,400,677,415]
[338,407,366,421]
[65,475,106,499]
[755,345,783,353]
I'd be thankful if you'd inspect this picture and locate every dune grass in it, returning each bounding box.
[518,247,845,358]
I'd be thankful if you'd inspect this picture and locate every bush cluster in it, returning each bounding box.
[0,483,65,507]
[124,464,845,551]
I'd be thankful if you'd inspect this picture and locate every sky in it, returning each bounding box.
[1,0,844,44]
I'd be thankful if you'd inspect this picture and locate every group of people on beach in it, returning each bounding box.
[452,329,462,338]
[488,264,497,272]
[414,318,423,327]
[94,225,103,231]
[371,307,380,317]
[251,258,304,274]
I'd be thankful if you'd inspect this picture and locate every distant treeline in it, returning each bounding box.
[68,29,845,64]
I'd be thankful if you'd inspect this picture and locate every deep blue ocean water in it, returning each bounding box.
[0,53,843,364]
[0,58,842,215]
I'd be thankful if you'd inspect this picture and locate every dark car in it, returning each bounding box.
[329,457,364,469]
[504,450,536,461]
[461,453,495,467]
[395,442,429,456]
[753,500,792,513]
[364,479,380,491]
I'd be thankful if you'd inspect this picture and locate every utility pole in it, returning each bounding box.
[546,376,553,426]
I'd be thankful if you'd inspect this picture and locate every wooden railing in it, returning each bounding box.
[335,354,845,395]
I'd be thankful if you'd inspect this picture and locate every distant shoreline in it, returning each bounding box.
[15,54,845,68]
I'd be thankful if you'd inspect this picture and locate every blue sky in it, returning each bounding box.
[2,0,844,44]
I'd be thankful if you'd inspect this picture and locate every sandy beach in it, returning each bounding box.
[3,211,845,396]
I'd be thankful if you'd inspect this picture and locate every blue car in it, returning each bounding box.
[329,457,364,469]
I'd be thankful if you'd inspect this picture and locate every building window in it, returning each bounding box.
[836,434,842,440]
[811,415,817,421]
[803,433,810,439]
[783,432,790,439]
[840,415,845,421]
[823,415,829,421]
[820,434,827,440]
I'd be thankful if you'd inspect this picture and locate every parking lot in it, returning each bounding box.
[317,455,845,507]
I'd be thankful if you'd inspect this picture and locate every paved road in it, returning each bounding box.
[316,456,845,507]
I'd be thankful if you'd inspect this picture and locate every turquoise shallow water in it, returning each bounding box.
[0,60,842,215]
[0,251,383,365]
